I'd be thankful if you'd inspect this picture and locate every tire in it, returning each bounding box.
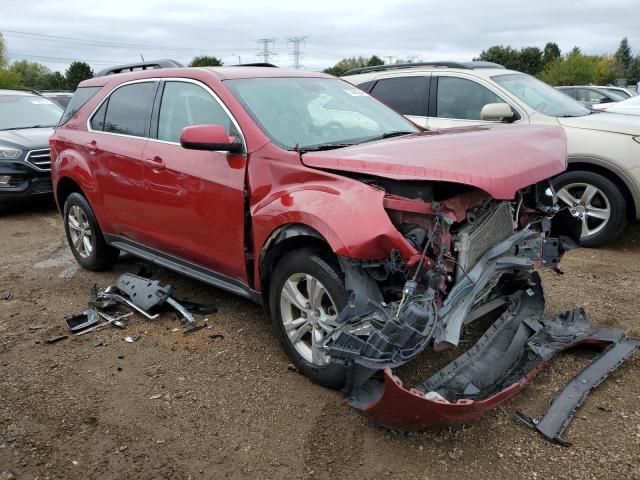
[552,170,626,247]
[268,248,348,388]
[63,192,119,270]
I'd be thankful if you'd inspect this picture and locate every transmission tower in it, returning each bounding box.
[256,38,277,63]
[287,36,308,69]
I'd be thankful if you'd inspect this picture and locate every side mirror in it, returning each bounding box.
[480,103,515,122]
[180,124,243,153]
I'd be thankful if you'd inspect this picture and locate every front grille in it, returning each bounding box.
[25,148,52,172]
[455,202,514,275]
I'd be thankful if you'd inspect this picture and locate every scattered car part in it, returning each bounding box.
[516,336,640,446]
[183,324,206,335]
[113,274,195,325]
[46,335,68,344]
[124,335,139,343]
[65,308,99,332]
[74,312,132,336]
[98,286,160,320]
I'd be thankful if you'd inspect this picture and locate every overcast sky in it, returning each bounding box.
[1,0,638,73]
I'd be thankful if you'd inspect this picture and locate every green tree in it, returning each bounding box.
[614,37,632,78]
[189,56,223,67]
[539,53,617,86]
[569,46,582,57]
[0,69,22,88]
[323,56,369,76]
[0,33,8,69]
[367,55,384,67]
[65,61,94,90]
[42,71,68,90]
[518,46,543,75]
[542,42,561,65]
[476,45,521,70]
[628,56,640,84]
[9,60,51,89]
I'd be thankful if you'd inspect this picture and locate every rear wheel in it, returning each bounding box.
[553,171,626,247]
[269,248,348,388]
[63,192,118,270]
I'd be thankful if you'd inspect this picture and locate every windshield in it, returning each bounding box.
[492,73,591,117]
[225,77,419,150]
[0,94,63,130]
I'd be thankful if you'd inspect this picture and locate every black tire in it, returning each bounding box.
[268,248,348,388]
[63,192,118,270]
[552,170,626,247]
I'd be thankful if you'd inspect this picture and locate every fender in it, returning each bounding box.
[51,144,101,209]
[250,182,418,292]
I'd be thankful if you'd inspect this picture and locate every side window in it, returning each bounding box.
[577,88,605,103]
[558,88,576,99]
[369,77,428,116]
[157,81,235,143]
[90,101,108,131]
[436,77,503,120]
[98,82,156,137]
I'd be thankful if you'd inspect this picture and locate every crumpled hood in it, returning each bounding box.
[301,124,567,200]
[0,127,54,150]
[557,111,640,136]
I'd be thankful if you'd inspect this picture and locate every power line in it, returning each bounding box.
[287,36,307,69]
[7,51,126,65]
[1,28,257,53]
[256,38,277,63]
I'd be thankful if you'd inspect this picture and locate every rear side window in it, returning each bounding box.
[157,81,234,143]
[369,77,428,116]
[59,87,100,125]
[92,82,156,137]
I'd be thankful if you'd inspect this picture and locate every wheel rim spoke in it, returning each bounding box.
[587,207,610,220]
[289,321,311,344]
[281,279,308,311]
[581,217,590,237]
[580,184,598,205]
[283,316,308,332]
[82,236,93,255]
[556,188,578,207]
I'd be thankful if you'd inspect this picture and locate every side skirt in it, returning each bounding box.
[104,234,262,305]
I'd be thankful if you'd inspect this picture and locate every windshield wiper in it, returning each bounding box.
[1,124,55,130]
[361,131,416,143]
[298,143,356,153]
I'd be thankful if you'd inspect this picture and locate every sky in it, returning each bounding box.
[1,0,638,73]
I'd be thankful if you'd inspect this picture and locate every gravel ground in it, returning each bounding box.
[1,201,639,480]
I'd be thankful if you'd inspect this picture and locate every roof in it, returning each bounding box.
[201,66,330,80]
[342,61,505,76]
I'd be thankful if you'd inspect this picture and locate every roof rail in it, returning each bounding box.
[95,59,184,77]
[341,60,505,76]
[230,62,278,68]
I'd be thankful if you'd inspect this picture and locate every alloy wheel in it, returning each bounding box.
[67,205,94,258]
[556,182,611,238]
[279,272,339,366]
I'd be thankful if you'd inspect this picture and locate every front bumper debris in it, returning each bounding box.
[344,276,638,441]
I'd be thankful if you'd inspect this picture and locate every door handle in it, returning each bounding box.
[85,140,98,155]
[145,156,166,172]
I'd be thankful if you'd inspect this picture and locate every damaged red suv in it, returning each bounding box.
[51,65,638,438]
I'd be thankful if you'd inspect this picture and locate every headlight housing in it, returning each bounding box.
[0,146,22,159]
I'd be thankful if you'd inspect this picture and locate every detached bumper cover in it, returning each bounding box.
[348,279,638,438]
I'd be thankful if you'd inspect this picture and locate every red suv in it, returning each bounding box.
[51,65,594,430]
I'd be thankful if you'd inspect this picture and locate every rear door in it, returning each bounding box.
[426,74,521,129]
[88,81,158,241]
[367,75,430,127]
[140,79,248,283]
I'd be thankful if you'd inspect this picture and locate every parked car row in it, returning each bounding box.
[342,62,640,246]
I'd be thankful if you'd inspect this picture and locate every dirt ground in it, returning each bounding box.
[1,201,639,480]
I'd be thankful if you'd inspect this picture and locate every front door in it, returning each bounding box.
[140,80,248,283]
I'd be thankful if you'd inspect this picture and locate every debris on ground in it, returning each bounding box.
[124,335,139,343]
[45,335,68,344]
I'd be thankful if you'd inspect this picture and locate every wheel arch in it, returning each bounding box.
[55,176,86,213]
[566,158,638,220]
[259,223,335,309]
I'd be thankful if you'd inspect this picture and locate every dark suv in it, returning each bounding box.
[52,64,629,431]
[0,89,63,205]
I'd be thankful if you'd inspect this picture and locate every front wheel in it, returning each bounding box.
[63,192,118,270]
[552,171,626,247]
[268,248,348,388]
